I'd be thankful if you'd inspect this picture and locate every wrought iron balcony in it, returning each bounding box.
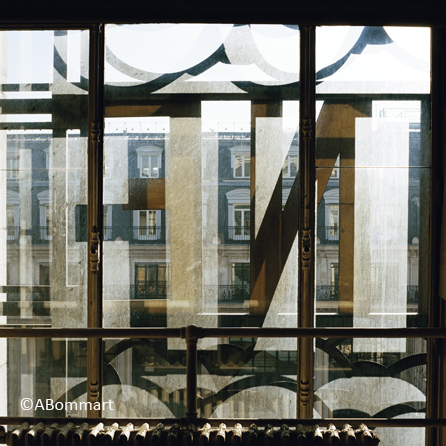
[102,225,166,244]
[315,285,338,301]
[203,284,250,303]
[321,226,339,244]
[407,285,419,304]
[130,282,168,299]
[226,226,250,243]
[316,285,420,304]
[39,226,52,243]
[6,226,19,242]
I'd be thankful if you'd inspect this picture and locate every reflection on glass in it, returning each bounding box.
[103,23,300,418]
[314,338,426,444]
[5,338,87,417]
[315,26,430,445]
[0,29,89,419]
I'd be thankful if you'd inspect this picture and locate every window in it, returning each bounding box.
[39,264,50,286]
[134,263,167,299]
[226,189,250,241]
[230,145,251,178]
[330,155,340,179]
[133,210,161,240]
[231,262,250,302]
[282,148,298,178]
[37,190,52,240]
[6,149,19,179]
[44,147,50,170]
[330,263,339,300]
[0,23,438,445]
[6,190,19,240]
[233,205,250,239]
[103,204,112,240]
[323,188,339,242]
[136,146,162,178]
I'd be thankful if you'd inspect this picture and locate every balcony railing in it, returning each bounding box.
[316,285,420,304]
[39,226,52,241]
[130,282,167,299]
[322,226,339,244]
[316,285,338,301]
[1,325,444,428]
[203,284,250,303]
[6,226,51,244]
[226,226,250,243]
[102,225,166,243]
[6,226,19,241]
[407,285,419,304]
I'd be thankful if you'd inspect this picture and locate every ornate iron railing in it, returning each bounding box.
[203,285,250,302]
[322,226,339,244]
[408,285,419,304]
[102,226,166,243]
[226,226,250,243]
[130,282,168,299]
[315,285,338,301]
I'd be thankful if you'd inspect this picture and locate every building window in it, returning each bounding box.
[330,155,340,179]
[6,190,19,241]
[230,145,250,178]
[37,190,52,240]
[323,188,339,242]
[226,188,250,241]
[282,148,298,178]
[134,263,167,299]
[6,150,19,180]
[233,205,250,239]
[43,147,50,170]
[133,210,161,240]
[103,205,113,240]
[136,146,162,178]
[231,262,250,301]
[330,263,339,300]
[39,264,50,286]
[0,24,434,439]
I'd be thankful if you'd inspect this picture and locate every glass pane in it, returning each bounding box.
[315,26,430,445]
[141,156,150,177]
[0,31,89,329]
[4,338,87,418]
[234,154,243,177]
[0,29,89,420]
[104,24,300,418]
[199,338,298,419]
[244,156,251,177]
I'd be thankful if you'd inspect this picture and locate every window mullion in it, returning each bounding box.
[297,25,316,419]
[87,23,105,418]
[428,27,446,445]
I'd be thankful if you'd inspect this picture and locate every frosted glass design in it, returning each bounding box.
[315,26,430,446]
[0,29,89,420]
[103,22,301,413]
[105,24,299,90]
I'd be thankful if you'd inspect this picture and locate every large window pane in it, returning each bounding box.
[103,24,300,418]
[0,30,89,418]
[315,26,430,445]
[5,337,87,418]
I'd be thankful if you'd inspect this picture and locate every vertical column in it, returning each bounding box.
[429,27,445,445]
[50,129,67,326]
[165,103,212,349]
[297,25,315,419]
[0,31,7,417]
[87,24,104,417]
[250,101,282,322]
